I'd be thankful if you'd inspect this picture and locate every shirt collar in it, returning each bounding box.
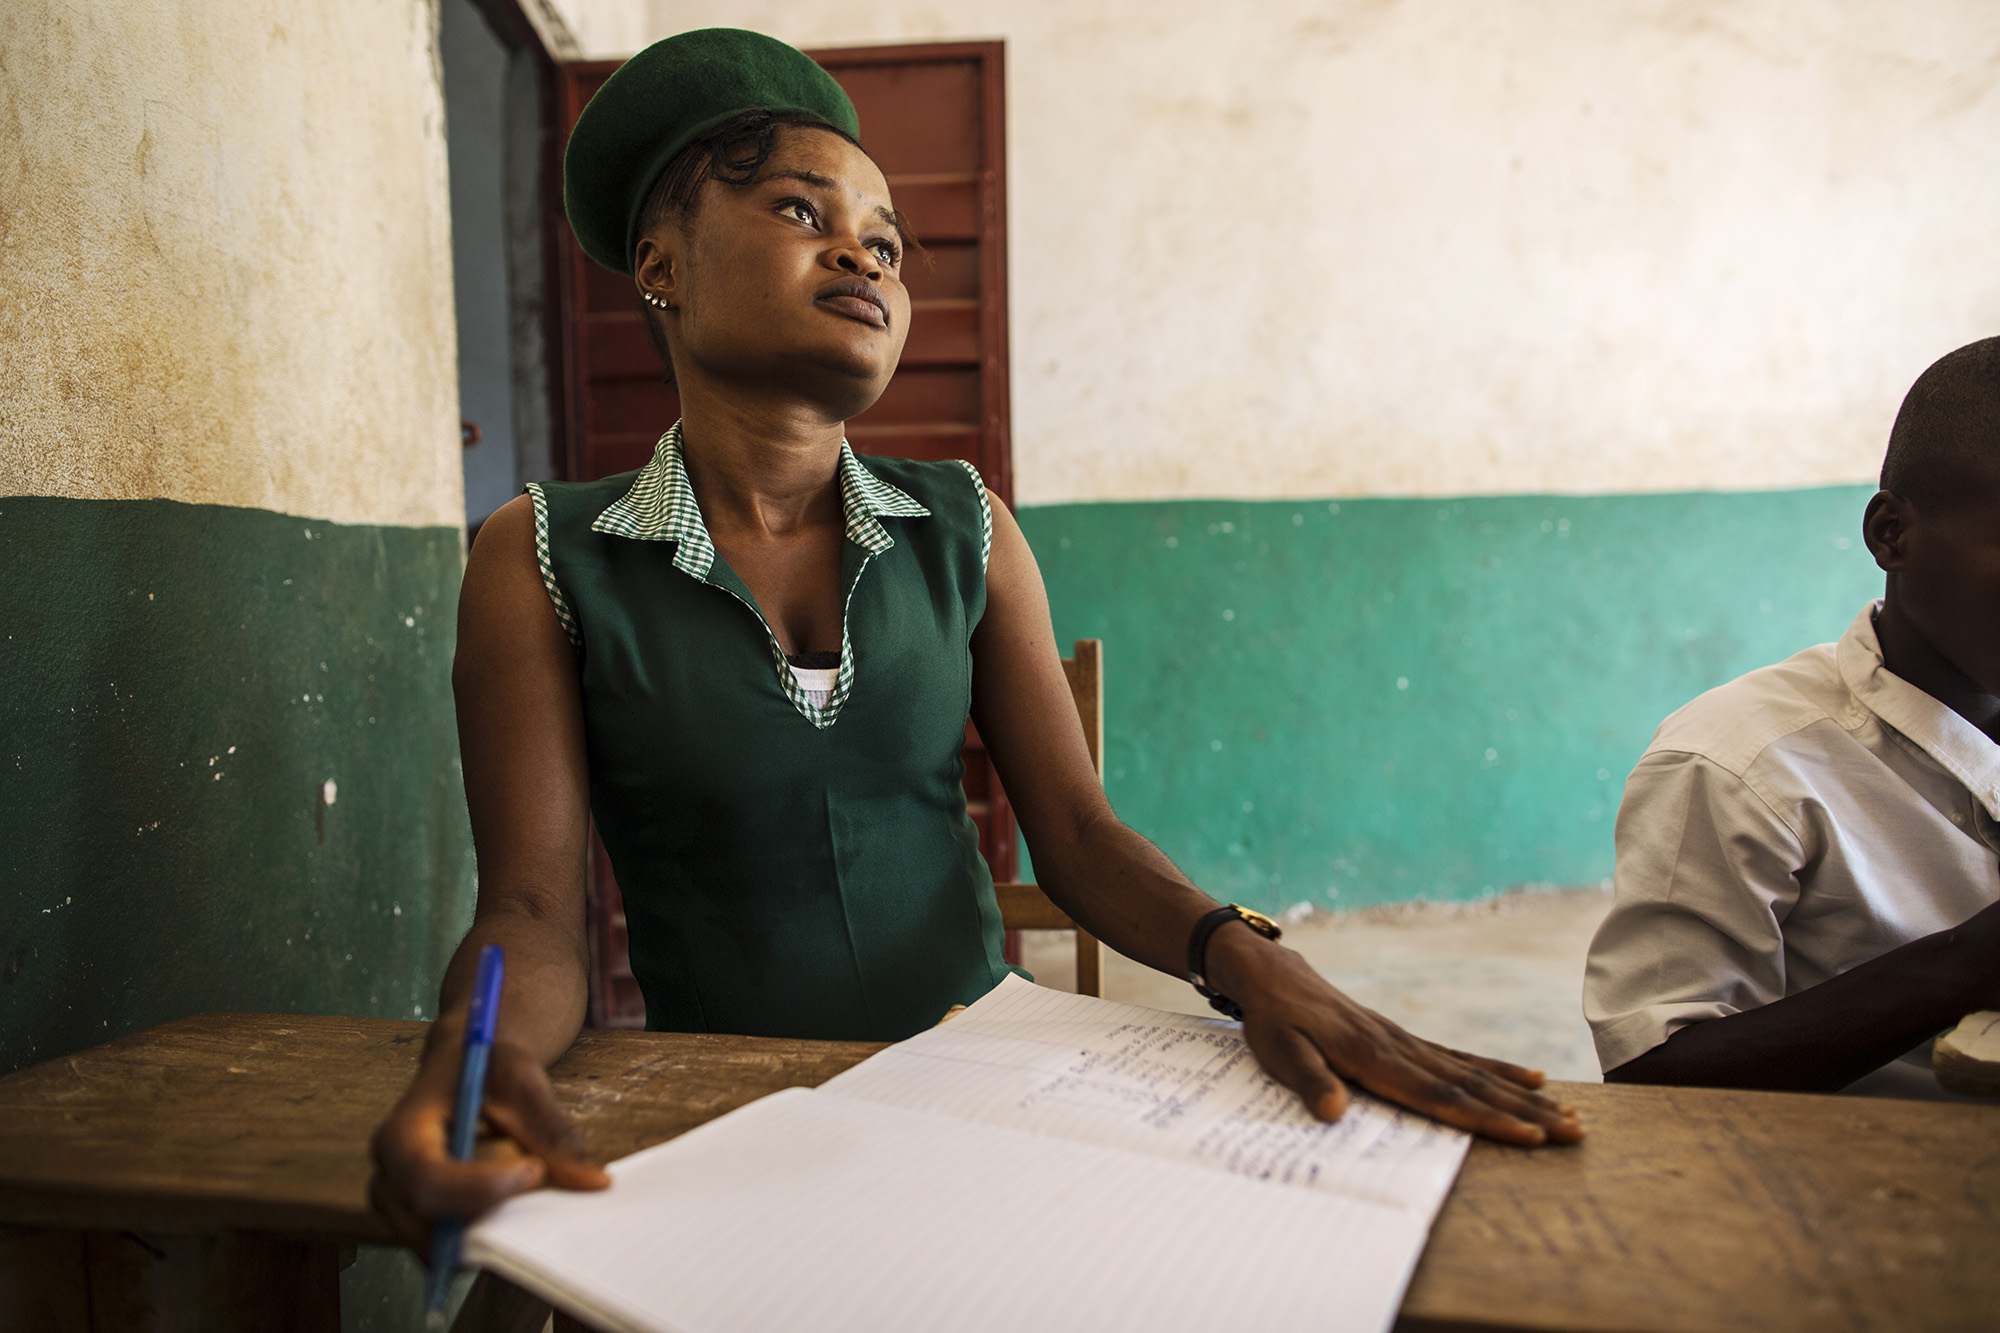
[1837,600,2000,820]
[589,421,930,581]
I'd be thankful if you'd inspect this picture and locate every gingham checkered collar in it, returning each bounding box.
[586,422,930,730]
[590,421,929,580]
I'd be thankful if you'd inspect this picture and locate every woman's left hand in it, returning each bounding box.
[966,492,1583,1146]
[1208,926,1586,1145]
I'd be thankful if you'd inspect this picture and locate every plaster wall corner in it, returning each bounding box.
[0,0,464,529]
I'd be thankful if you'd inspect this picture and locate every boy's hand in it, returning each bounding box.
[368,1038,611,1250]
[1208,926,1586,1146]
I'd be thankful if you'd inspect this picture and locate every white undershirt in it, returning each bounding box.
[788,663,838,709]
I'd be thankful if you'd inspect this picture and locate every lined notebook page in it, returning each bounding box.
[820,975,1469,1218]
[465,1086,1430,1333]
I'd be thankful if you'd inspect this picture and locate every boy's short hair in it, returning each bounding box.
[1880,336,2000,508]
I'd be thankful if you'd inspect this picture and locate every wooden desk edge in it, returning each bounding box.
[0,1182,390,1245]
[1393,1317,1607,1333]
[0,1013,886,1245]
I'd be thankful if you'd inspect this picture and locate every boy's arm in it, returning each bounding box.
[1589,751,1998,1091]
[1606,908,2000,1090]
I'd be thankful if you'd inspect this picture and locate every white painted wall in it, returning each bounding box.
[0,0,463,528]
[550,0,2000,504]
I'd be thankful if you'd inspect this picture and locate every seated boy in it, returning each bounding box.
[1585,338,2000,1097]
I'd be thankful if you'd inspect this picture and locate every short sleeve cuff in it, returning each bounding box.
[1591,1000,1741,1075]
[955,459,992,571]
[524,482,581,650]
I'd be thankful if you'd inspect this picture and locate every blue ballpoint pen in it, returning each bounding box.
[424,943,506,1324]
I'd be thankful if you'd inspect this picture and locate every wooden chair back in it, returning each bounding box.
[991,639,1105,996]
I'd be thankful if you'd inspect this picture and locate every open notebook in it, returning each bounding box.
[465,975,1470,1333]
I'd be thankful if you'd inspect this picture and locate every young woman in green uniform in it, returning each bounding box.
[371,29,1581,1237]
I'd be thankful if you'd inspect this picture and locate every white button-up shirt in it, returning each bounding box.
[1585,602,2000,1086]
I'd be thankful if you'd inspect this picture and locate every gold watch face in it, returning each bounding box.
[1230,904,1281,938]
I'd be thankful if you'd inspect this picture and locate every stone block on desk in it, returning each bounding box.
[1934,1011,2000,1097]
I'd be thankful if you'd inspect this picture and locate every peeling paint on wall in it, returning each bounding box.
[0,497,472,1073]
[0,0,474,1090]
[0,0,463,527]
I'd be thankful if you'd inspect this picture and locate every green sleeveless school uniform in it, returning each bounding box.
[526,423,1017,1042]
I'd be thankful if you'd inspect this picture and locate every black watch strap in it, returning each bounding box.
[1186,904,1282,1020]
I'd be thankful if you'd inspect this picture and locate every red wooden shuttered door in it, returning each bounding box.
[553,43,1016,1029]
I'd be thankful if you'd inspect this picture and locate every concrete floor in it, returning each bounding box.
[1019,885,1615,1082]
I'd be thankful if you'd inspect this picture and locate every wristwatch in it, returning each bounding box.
[1186,903,1282,1020]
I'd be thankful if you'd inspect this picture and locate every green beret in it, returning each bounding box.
[563,28,862,275]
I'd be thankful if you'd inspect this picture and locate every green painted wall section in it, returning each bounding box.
[1016,487,1882,915]
[0,496,475,1073]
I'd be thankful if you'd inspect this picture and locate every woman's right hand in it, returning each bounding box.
[368,1037,611,1250]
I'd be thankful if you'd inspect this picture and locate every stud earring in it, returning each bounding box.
[641,290,670,310]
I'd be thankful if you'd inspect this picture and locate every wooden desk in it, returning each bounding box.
[1,1013,1995,1332]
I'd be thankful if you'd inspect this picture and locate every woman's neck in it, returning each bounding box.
[674,388,846,538]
